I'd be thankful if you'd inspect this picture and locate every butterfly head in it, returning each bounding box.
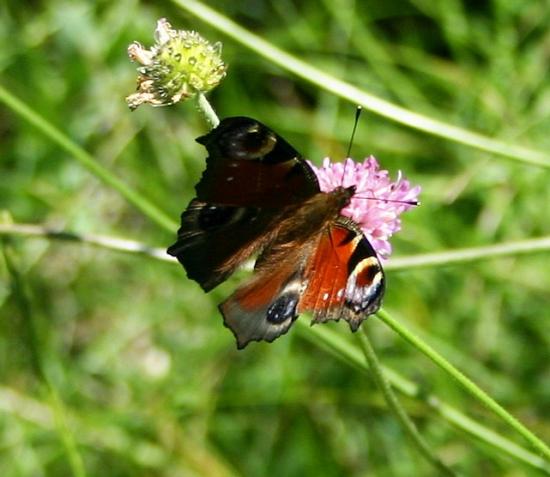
[329,185,357,213]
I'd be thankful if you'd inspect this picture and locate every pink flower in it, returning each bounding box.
[307,157,420,258]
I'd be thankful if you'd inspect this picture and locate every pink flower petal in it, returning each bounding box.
[307,157,420,259]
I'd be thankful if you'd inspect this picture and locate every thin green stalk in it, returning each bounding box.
[385,236,550,271]
[173,0,550,169]
[197,93,220,128]
[357,328,457,476]
[296,320,550,474]
[0,84,177,232]
[2,241,87,477]
[375,309,550,461]
[0,223,172,262]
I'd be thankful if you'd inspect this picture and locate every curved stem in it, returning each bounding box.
[197,93,220,127]
[2,221,546,271]
[0,223,172,262]
[386,236,550,271]
[375,309,550,460]
[297,321,550,474]
[357,327,457,476]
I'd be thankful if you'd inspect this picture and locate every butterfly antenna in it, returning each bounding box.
[346,106,362,159]
[354,196,420,207]
[342,106,362,186]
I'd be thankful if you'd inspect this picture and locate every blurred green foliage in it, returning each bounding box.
[1,0,549,476]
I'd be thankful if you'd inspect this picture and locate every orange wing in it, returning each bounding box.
[298,221,385,331]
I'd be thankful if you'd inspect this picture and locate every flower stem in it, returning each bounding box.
[298,320,550,473]
[357,327,457,476]
[197,93,220,128]
[0,222,172,262]
[375,308,550,460]
[385,235,550,271]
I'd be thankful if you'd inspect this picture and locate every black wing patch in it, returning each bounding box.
[167,199,273,291]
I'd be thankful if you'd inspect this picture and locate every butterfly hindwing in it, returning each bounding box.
[220,257,307,349]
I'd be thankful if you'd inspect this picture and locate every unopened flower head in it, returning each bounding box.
[126,19,226,110]
[308,157,421,258]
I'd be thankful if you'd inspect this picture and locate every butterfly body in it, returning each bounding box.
[168,117,384,348]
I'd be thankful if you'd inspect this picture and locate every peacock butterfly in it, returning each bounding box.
[167,117,384,348]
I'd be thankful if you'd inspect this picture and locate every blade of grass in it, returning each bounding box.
[0,223,172,262]
[385,236,550,271]
[375,308,550,461]
[173,0,550,169]
[296,320,550,474]
[356,328,458,476]
[0,84,177,233]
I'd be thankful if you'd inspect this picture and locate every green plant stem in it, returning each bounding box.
[0,223,172,262]
[296,321,550,474]
[385,236,550,271]
[0,84,177,233]
[375,309,550,461]
[2,240,87,477]
[173,0,550,169]
[197,93,220,128]
[357,328,457,476]
[2,222,548,271]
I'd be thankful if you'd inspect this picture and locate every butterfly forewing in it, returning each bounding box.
[167,117,319,291]
[167,199,274,291]
[194,116,319,207]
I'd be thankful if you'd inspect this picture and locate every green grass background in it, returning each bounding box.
[1,0,549,475]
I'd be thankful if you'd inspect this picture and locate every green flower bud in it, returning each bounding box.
[126,19,227,110]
